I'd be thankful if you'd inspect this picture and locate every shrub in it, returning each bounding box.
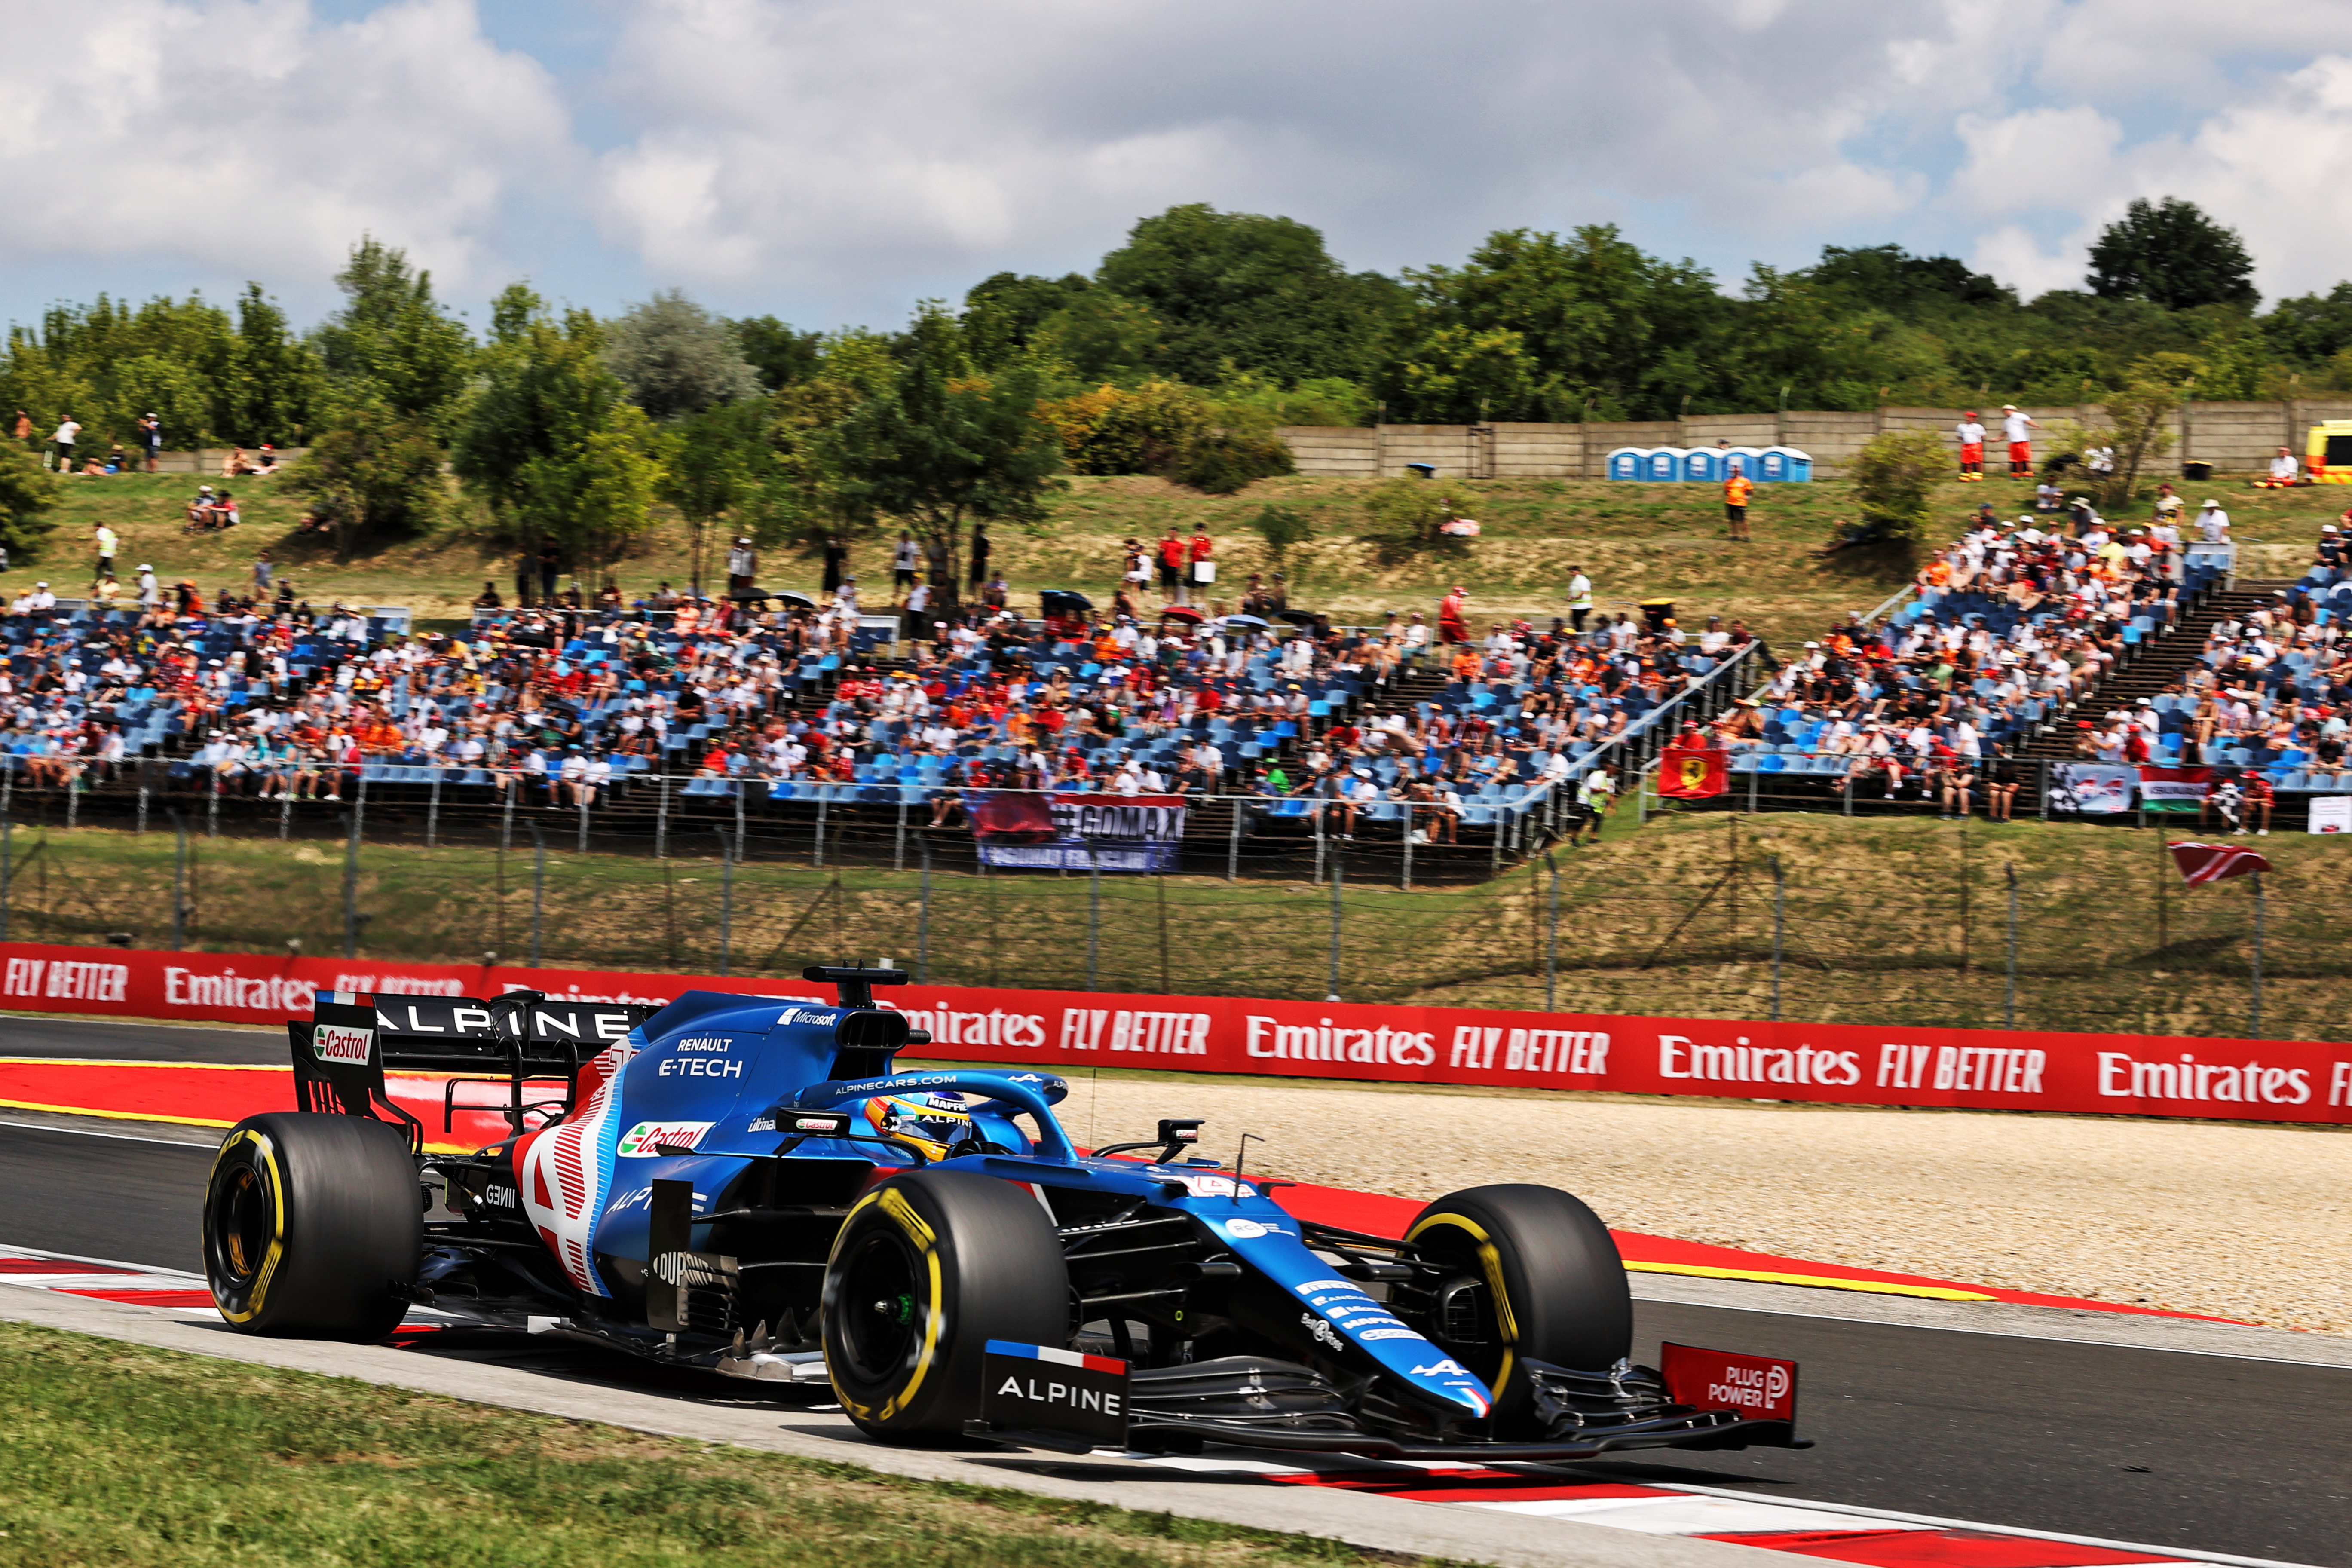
[1171,429,1293,494]
[1844,428,1946,557]
[0,442,62,563]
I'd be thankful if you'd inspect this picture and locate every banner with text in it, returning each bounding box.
[967,790,1185,872]
[2,941,2345,1127]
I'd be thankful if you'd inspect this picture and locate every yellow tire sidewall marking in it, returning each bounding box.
[830,1183,945,1426]
[1407,1210,1517,1402]
[207,1127,286,1324]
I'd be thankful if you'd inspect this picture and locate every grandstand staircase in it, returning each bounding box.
[2016,581,2291,763]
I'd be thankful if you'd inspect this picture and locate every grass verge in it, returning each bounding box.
[0,1320,1421,1568]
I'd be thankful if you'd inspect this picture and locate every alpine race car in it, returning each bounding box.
[201,966,1807,1460]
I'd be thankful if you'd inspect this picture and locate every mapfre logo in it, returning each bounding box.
[616,1121,715,1157]
[312,1023,373,1064]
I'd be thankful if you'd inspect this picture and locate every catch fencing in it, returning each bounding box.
[0,807,2335,1045]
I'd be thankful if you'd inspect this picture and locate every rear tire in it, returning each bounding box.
[1406,1183,1630,1436]
[202,1113,422,1341]
[821,1170,1068,1442]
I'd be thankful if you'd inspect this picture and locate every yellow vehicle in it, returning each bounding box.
[2306,420,2352,484]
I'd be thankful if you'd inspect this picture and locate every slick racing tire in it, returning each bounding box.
[1406,1184,1631,1436]
[822,1170,1068,1443]
[202,1113,423,1341]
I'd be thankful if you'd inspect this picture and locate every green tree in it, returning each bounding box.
[2087,198,2259,311]
[1844,429,1946,557]
[1401,225,1724,419]
[312,236,476,430]
[732,315,826,391]
[0,441,63,562]
[453,300,664,597]
[1029,292,1162,386]
[604,290,763,420]
[218,284,317,444]
[287,396,445,560]
[2098,374,2181,510]
[1377,324,1541,423]
[960,273,1096,369]
[658,397,795,593]
[821,303,1064,612]
[2260,281,2352,367]
[1096,205,1414,385]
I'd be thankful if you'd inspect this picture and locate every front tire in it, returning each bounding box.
[202,1113,423,1341]
[1406,1183,1631,1436]
[821,1170,1068,1442]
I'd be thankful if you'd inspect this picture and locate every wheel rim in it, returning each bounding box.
[836,1227,921,1383]
[208,1162,273,1286]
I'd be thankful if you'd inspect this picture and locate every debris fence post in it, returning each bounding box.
[717,829,734,977]
[1400,804,1415,891]
[137,774,148,835]
[1770,854,1784,1022]
[527,821,546,969]
[208,772,220,838]
[916,836,931,984]
[1327,862,1344,1003]
[168,810,188,949]
[2249,871,2265,1041]
[427,771,441,848]
[894,795,907,873]
[1543,849,1560,1012]
[343,805,360,960]
[1226,796,1241,882]
[0,817,10,942]
[815,792,828,870]
[1085,836,1101,992]
[502,778,515,854]
[2005,862,2019,1029]
[654,774,668,860]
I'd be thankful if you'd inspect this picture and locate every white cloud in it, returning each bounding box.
[0,0,575,300]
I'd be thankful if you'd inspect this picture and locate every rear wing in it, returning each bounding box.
[291,989,665,1150]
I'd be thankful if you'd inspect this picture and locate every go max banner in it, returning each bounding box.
[2,941,2347,1128]
[966,790,1185,872]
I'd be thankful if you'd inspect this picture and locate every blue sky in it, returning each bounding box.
[8,0,2352,337]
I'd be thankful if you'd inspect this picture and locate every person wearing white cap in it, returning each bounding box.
[2001,404,2038,478]
[136,563,159,608]
[2196,499,2231,544]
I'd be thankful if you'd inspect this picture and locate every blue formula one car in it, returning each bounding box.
[200,965,1804,1460]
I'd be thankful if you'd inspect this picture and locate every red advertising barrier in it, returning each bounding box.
[2,941,2347,1126]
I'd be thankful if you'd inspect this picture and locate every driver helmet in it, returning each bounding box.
[861,1090,984,1161]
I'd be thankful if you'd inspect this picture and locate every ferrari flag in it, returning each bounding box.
[1659,741,1729,799]
[2168,841,2272,888]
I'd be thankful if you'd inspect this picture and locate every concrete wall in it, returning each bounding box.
[1277,401,2352,481]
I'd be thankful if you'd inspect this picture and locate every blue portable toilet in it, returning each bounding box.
[1605,447,1648,481]
[1766,446,1813,482]
[1644,448,1683,481]
[1681,447,1721,483]
[1756,447,1789,483]
[1722,447,1764,481]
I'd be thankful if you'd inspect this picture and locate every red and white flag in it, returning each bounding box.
[2168,841,2272,888]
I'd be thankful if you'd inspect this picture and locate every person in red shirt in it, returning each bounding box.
[1439,587,1469,645]
[1156,529,1185,603]
[1185,524,1213,608]
[2243,771,2274,835]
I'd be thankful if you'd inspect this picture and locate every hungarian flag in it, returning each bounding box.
[1659,741,1728,799]
[2169,841,2272,887]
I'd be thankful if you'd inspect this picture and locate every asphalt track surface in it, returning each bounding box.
[3,1016,2349,1565]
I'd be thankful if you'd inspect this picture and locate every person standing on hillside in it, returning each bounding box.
[92,521,117,585]
[12,409,31,453]
[1724,465,1755,542]
[1954,410,1986,482]
[1156,527,1184,604]
[1186,522,1213,607]
[138,412,162,473]
[1567,566,1593,634]
[51,413,78,473]
[2001,404,2038,479]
